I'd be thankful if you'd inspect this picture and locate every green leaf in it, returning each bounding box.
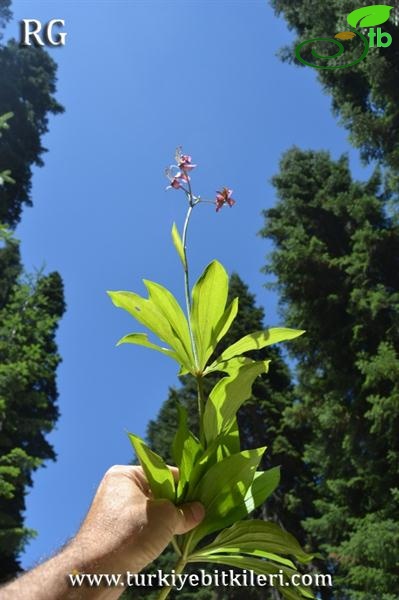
[203,297,239,365]
[172,404,190,466]
[203,359,270,444]
[181,437,221,497]
[172,404,202,500]
[192,465,279,531]
[191,260,229,370]
[116,332,179,361]
[128,433,175,500]
[191,465,279,546]
[347,5,393,28]
[185,451,277,534]
[214,328,305,364]
[181,424,240,503]
[143,280,193,362]
[280,587,315,600]
[171,222,186,269]
[107,290,192,371]
[187,554,314,599]
[204,355,252,376]
[192,546,295,568]
[244,467,280,513]
[218,416,240,456]
[193,519,313,564]
[186,447,265,549]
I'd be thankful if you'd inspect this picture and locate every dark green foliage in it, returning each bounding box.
[0,230,65,580]
[125,274,310,600]
[261,147,399,599]
[0,1,11,39]
[0,39,63,227]
[270,0,399,170]
[0,6,65,580]
[0,227,19,307]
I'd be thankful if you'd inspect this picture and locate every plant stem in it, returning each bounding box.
[181,528,196,558]
[156,556,187,600]
[197,375,206,445]
[171,536,181,556]
[182,203,200,371]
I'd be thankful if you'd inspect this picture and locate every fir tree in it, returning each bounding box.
[0,10,63,227]
[0,2,65,578]
[261,147,399,599]
[269,0,399,171]
[0,229,65,580]
[0,1,11,39]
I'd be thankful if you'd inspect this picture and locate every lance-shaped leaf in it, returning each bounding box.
[203,297,239,366]
[181,435,224,498]
[191,260,228,370]
[185,428,275,510]
[197,465,280,531]
[143,280,193,362]
[243,466,280,513]
[279,587,315,600]
[116,332,179,360]
[128,433,175,501]
[187,554,314,599]
[180,424,240,503]
[192,547,296,569]
[203,359,270,444]
[211,327,305,366]
[347,5,393,28]
[171,222,186,269]
[185,456,277,546]
[107,289,192,371]
[204,354,251,376]
[172,404,202,501]
[186,447,265,550]
[217,416,240,457]
[192,519,313,564]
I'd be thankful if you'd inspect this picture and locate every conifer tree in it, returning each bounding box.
[269,0,399,171]
[261,147,399,599]
[0,0,63,228]
[0,228,65,580]
[0,2,65,579]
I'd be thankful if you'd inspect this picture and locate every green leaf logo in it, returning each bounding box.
[347,5,393,28]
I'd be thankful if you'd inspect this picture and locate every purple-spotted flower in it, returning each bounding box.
[175,147,197,172]
[215,187,236,212]
[165,166,190,190]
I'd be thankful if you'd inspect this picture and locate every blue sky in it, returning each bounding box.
[5,0,371,569]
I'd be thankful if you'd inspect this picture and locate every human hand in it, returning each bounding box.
[0,465,204,600]
[70,465,205,575]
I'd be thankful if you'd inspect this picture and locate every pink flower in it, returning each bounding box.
[165,166,190,190]
[215,187,236,212]
[170,177,182,189]
[179,154,196,172]
[175,147,197,172]
[178,171,190,182]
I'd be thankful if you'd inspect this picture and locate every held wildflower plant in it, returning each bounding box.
[108,149,314,600]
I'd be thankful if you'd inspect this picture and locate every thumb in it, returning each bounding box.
[173,501,205,535]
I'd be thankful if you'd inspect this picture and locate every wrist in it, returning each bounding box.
[52,541,125,599]
[66,532,138,576]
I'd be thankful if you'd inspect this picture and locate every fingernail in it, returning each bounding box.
[190,502,205,522]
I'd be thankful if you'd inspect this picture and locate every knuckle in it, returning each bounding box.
[104,464,125,477]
